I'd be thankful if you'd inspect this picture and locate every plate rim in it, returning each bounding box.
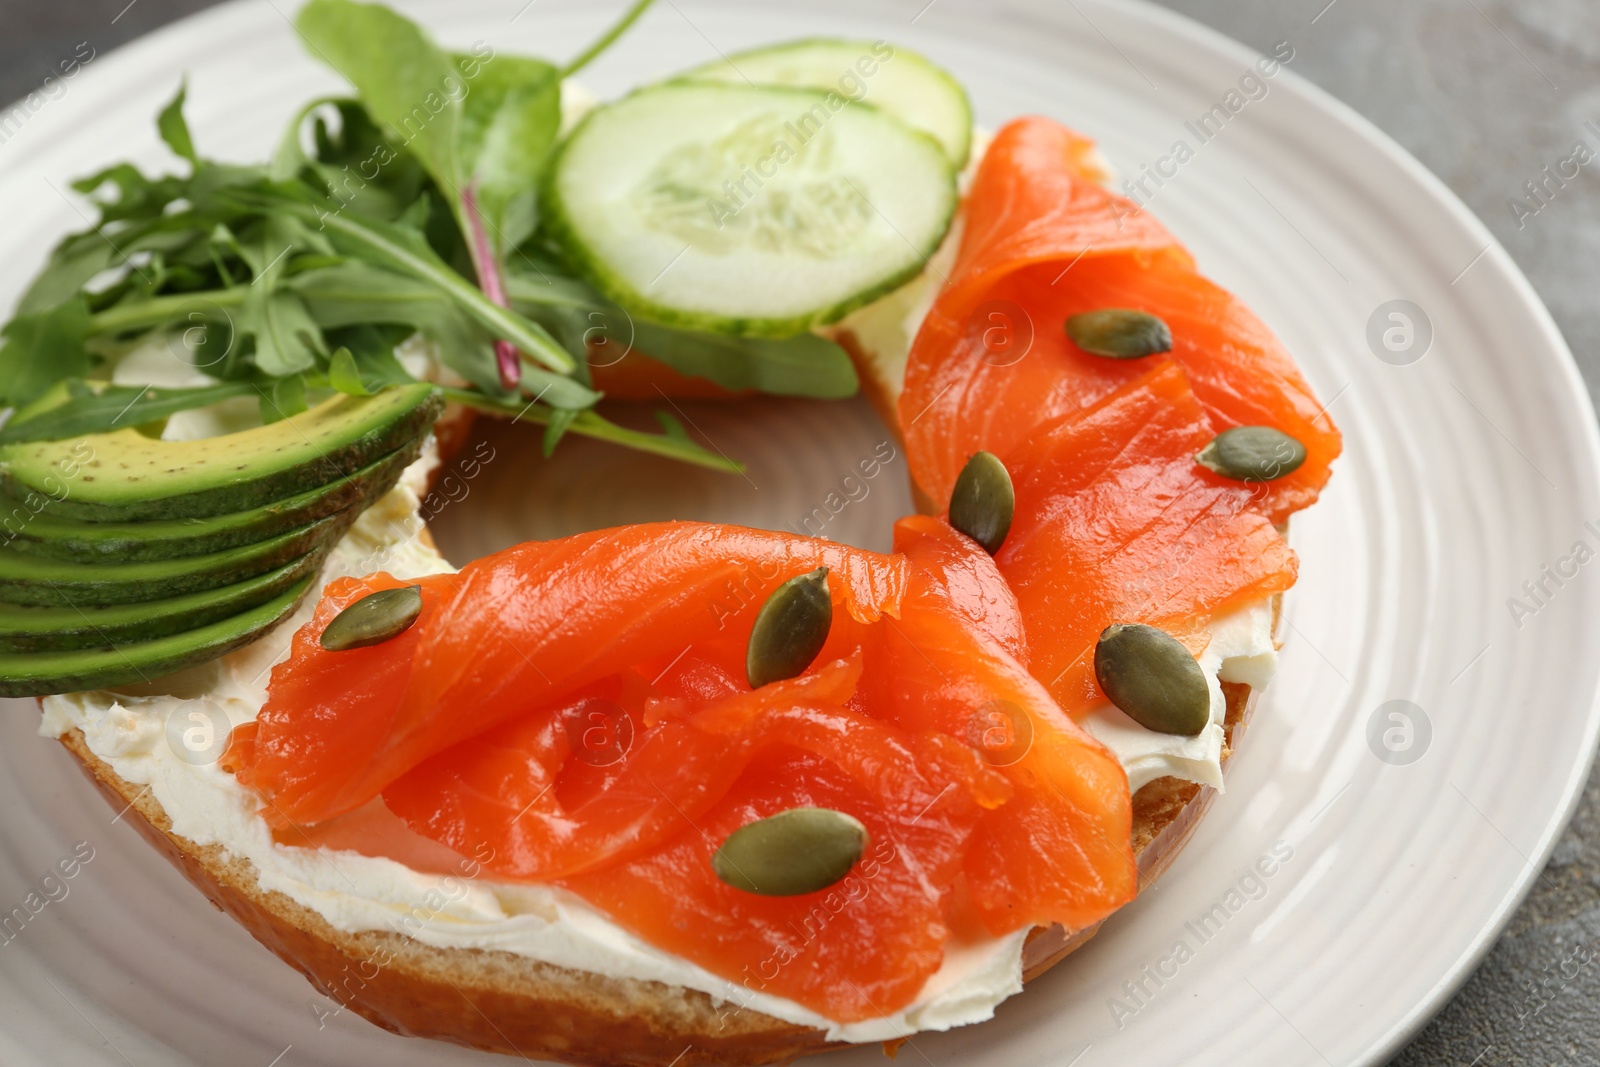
[3,1,1600,1064]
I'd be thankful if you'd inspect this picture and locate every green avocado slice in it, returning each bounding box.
[0,436,424,563]
[0,555,322,653]
[0,575,314,697]
[0,511,353,607]
[0,384,442,521]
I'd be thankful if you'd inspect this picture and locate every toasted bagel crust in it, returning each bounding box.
[55,681,1255,1066]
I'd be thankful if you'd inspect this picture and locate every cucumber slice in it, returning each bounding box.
[684,38,973,168]
[545,83,957,338]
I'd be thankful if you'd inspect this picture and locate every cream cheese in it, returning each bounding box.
[1080,604,1278,794]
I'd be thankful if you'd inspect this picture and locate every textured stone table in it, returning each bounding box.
[2,1,1596,1064]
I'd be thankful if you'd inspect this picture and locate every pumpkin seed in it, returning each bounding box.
[712,807,869,896]
[949,451,1014,555]
[1195,426,1307,482]
[320,585,423,651]
[1065,309,1173,359]
[1093,623,1211,736]
[746,567,832,688]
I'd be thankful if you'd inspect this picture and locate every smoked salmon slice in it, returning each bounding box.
[879,515,1136,934]
[994,362,1298,711]
[383,521,1130,1016]
[382,658,882,880]
[900,115,1340,524]
[562,728,1000,1021]
[237,523,907,826]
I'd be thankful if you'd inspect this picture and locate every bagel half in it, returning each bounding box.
[46,228,1282,1067]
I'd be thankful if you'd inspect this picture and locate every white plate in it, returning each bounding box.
[1,1,1596,1064]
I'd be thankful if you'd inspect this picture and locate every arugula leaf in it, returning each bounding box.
[322,324,418,390]
[21,143,272,322]
[16,216,215,325]
[295,0,464,196]
[16,233,119,318]
[87,285,247,338]
[541,406,579,457]
[505,267,859,399]
[519,367,600,411]
[630,321,859,399]
[325,346,371,395]
[272,97,431,226]
[0,298,94,407]
[257,374,309,424]
[0,378,256,444]
[290,260,464,322]
[157,81,199,164]
[70,162,189,224]
[448,52,561,390]
[286,260,596,408]
[442,386,744,473]
[654,409,692,444]
[270,97,328,181]
[287,260,500,393]
[561,0,658,79]
[240,289,323,376]
[292,1,664,398]
[454,54,561,254]
[223,212,329,376]
[239,189,576,374]
[498,256,597,311]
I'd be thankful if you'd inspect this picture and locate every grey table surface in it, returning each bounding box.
[2,1,1597,1064]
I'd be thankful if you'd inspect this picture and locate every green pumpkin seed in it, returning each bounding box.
[320,585,423,651]
[1196,426,1307,482]
[746,567,832,688]
[1065,309,1173,359]
[712,807,869,896]
[1093,623,1211,736]
[949,451,1014,555]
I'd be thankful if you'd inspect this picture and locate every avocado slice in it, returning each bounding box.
[0,575,313,697]
[0,511,353,607]
[1,436,424,563]
[0,555,321,653]
[0,384,442,521]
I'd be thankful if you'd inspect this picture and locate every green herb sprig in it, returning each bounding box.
[0,0,861,469]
